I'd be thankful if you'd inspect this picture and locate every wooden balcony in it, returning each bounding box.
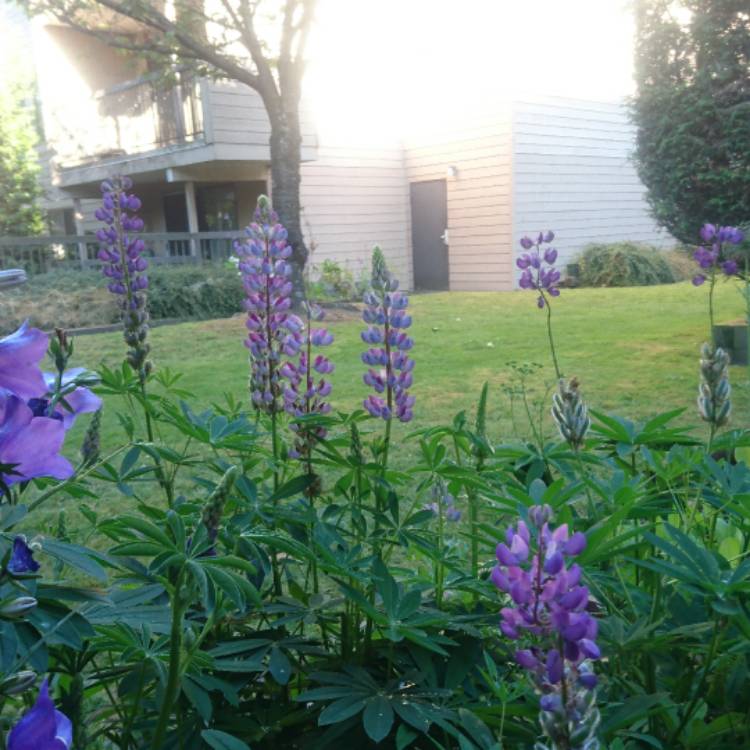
[56,74,205,170]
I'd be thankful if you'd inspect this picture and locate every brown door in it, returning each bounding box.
[410,179,449,290]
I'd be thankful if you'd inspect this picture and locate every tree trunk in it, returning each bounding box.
[268,102,307,302]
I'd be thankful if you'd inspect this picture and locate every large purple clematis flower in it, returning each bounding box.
[8,679,72,750]
[34,369,102,429]
[0,396,73,486]
[0,323,48,401]
[7,536,40,575]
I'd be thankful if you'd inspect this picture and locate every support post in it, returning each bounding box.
[73,199,87,268]
[184,181,199,258]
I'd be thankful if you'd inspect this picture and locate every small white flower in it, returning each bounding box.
[486,342,494,348]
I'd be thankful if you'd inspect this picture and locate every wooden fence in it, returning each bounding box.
[0,232,245,274]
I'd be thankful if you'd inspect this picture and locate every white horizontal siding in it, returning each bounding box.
[300,142,412,289]
[511,97,673,282]
[206,81,318,161]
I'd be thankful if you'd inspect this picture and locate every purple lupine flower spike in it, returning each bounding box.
[491,505,601,748]
[516,232,561,307]
[96,176,151,380]
[692,223,744,286]
[361,247,415,423]
[8,679,72,750]
[283,302,334,461]
[235,196,302,412]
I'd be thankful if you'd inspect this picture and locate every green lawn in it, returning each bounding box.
[67,281,749,459]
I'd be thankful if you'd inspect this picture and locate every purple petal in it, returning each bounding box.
[0,322,48,400]
[8,679,71,750]
[0,397,74,484]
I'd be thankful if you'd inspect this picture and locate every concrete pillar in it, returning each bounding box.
[184,181,199,257]
[73,198,87,268]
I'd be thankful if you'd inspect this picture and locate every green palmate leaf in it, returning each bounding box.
[396,724,419,750]
[40,539,108,581]
[363,695,394,743]
[457,709,497,750]
[267,646,292,685]
[183,676,212,722]
[392,700,431,734]
[318,696,367,726]
[201,729,251,750]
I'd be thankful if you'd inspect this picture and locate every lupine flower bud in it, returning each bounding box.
[551,377,591,450]
[424,481,461,523]
[0,596,38,619]
[201,466,239,544]
[491,509,601,749]
[361,247,415,422]
[80,408,102,466]
[235,197,301,412]
[97,176,151,380]
[698,343,731,429]
[0,670,36,696]
[7,536,39,575]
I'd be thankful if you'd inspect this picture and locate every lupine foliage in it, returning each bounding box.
[0,194,749,750]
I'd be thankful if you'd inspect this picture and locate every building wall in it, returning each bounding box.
[300,141,413,289]
[403,112,514,291]
[205,81,318,162]
[511,97,672,275]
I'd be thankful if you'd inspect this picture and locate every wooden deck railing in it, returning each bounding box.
[0,232,244,274]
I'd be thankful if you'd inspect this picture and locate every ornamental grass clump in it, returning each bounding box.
[361,246,415,426]
[492,505,601,750]
[96,176,151,381]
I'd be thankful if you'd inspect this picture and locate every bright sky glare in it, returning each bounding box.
[306,0,637,142]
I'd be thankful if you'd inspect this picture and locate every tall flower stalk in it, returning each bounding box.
[96,176,173,505]
[96,177,150,383]
[282,302,334,594]
[491,505,600,749]
[692,223,744,341]
[236,195,303,480]
[517,232,562,379]
[361,246,415,470]
[236,195,302,596]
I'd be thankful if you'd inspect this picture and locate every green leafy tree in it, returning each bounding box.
[632,0,750,243]
[0,23,44,236]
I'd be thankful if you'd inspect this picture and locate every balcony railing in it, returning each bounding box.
[0,232,240,275]
[57,74,205,168]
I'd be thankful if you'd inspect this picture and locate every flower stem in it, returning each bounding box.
[151,568,186,750]
[542,290,563,380]
[709,272,717,345]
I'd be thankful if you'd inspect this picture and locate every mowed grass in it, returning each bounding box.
[65,281,749,461]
